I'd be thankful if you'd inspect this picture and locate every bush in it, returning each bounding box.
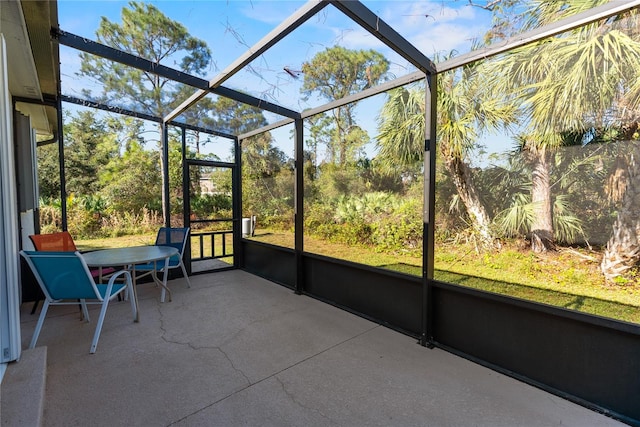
[191,194,233,217]
[304,192,423,253]
[372,204,423,253]
[67,206,102,238]
[99,208,162,237]
[38,196,162,239]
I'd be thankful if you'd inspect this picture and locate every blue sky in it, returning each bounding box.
[57,1,499,161]
[58,0,495,105]
[58,1,494,60]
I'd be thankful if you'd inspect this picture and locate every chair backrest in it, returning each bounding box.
[20,251,100,300]
[29,231,78,252]
[155,227,190,256]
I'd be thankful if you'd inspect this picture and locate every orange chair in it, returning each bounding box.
[29,232,117,280]
[29,231,78,252]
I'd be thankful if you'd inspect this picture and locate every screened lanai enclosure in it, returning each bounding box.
[11,0,640,425]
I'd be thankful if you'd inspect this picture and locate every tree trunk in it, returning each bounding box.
[530,147,555,252]
[601,142,640,281]
[445,156,494,245]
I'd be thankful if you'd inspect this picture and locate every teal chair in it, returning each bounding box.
[20,251,137,354]
[133,227,192,302]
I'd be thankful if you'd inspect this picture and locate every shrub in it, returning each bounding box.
[191,194,232,217]
[304,192,423,253]
[38,196,162,239]
[99,208,162,237]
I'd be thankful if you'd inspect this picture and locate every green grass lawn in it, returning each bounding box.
[78,229,640,324]
[248,229,640,324]
[76,234,156,250]
[76,232,233,261]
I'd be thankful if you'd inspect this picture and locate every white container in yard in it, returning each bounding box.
[242,218,252,237]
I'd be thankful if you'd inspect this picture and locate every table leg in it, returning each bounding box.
[163,256,172,302]
[131,265,140,322]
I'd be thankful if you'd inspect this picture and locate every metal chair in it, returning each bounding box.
[29,232,117,281]
[29,231,77,251]
[20,251,137,354]
[28,232,122,315]
[133,227,192,302]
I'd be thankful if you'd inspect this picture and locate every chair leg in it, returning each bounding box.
[151,261,159,288]
[29,300,50,349]
[128,267,139,323]
[179,260,191,288]
[80,299,90,322]
[159,269,167,303]
[126,276,138,321]
[30,300,40,315]
[90,297,111,354]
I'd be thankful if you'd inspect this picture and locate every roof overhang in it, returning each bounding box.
[2,0,59,138]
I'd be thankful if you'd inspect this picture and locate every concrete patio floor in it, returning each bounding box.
[7,269,627,426]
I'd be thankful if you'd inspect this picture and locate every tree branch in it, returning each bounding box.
[466,0,504,11]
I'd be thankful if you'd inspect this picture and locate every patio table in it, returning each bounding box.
[82,245,179,321]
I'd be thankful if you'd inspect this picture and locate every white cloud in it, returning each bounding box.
[324,1,490,60]
[384,1,478,25]
[410,22,486,57]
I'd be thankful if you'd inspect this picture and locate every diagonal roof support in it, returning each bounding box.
[166,122,235,140]
[53,29,300,121]
[54,28,210,89]
[211,86,299,119]
[239,118,295,141]
[163,0,327,123]
[61,94,161,123]
[61,95,237,139]
[328,0,437,75]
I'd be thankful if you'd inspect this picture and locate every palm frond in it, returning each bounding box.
[553,194,585,243]
[495,193,536,238]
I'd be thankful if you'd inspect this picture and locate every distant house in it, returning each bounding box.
[199,173,215,195]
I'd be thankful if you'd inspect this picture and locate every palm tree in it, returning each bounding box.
[597,10,640,281]
[376,86,424,181]
[496,2,640,257]
[493,136,594,245]
[376,60,515,246]
[601,131,640,281]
